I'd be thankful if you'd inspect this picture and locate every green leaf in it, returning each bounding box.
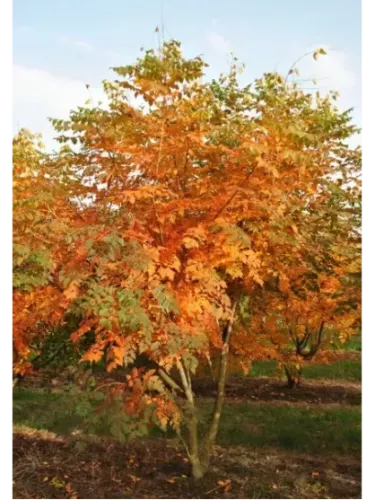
[152,285,179,314]
[75,400,93,418]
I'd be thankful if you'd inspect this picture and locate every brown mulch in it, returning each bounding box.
[18,370,361,406]
[192,376,361,405]
[13,430,361,499]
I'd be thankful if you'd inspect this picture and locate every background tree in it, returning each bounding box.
[12,130,94,379]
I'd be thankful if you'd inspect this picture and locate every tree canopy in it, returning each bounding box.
[13,40,361,478]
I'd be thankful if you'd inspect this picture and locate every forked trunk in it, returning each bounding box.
[190,457,207,480]
[183,300,237,478]
[284,364,301,389]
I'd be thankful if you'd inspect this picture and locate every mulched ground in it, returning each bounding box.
[13,430,361,499]
[14,352,361,498]
[18,370,361,406]
[193,376,361,405]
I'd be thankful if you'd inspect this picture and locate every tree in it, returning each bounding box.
[13,130,89,378]
[263,230,360,388]
[252,268,361,388]
[246,141,361,388]
[13,40,361,478]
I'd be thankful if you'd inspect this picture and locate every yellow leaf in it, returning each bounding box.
[226,266,243,279]
[217,479,231,492]
[183,237,199,249]
[113,345,125,364]
[50,477,65,488]
[148,262,156,276]
[129,474,141,483]
[312,48,326,61]
[170,256,181,272]
[158,267,175,281]
[63,281,80,300]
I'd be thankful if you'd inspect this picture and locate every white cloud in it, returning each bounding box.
[297,47,356,92]
[207,31,231,55]
[13,65,107,151]
[59,35,94,53]
[295,46,361,145]
[13,46,360,153]
[13,65,145,152]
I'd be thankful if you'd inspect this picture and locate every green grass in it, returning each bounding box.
[13,388,87,435]
[214,402,361,455]
[249,360,278,377]
[302,360,361,381]
[248,359,361,381]
[339,335,362,351]
[13,387,361,456]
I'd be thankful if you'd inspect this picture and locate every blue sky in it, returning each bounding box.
[13,0,361,150]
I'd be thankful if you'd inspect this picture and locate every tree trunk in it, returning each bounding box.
[13,375,21,388]
[180,300,237,479]
[287,376,296,389]
[190,455,207,480]
[207,355,216,383]
[200,300,237,470]
[200,342,229,468]
[284,364,301,389]
[186,403,203,478]
[177,361,205,479]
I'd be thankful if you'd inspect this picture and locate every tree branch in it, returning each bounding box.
[177,361,193,403]
[211,168,255,221]
[157,368,184,394]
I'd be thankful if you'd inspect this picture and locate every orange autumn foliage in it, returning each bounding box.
[13,40,361,475]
